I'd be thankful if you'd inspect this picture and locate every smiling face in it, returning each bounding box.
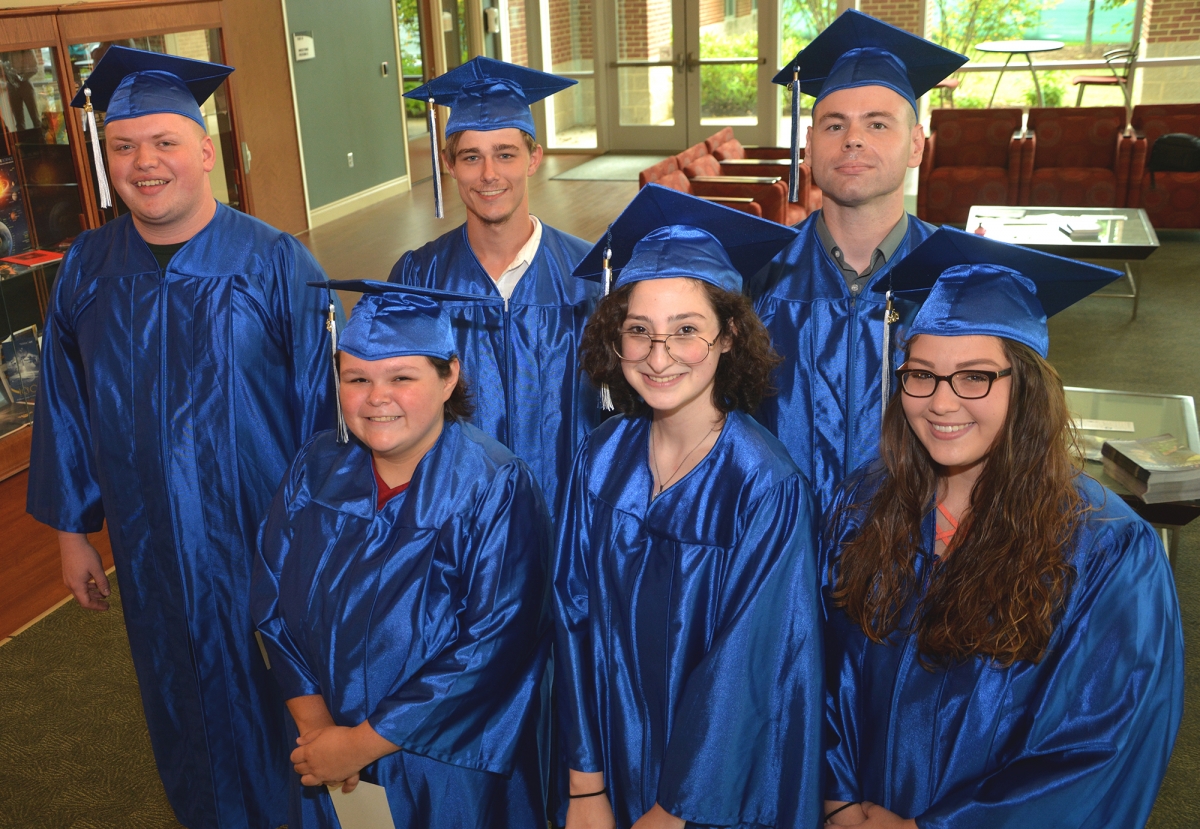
[901,334,1012,481]
[339,353,457,466]
[444,127,542,227]
[619,278,730,420]
[805,84,924,209]
[105,112,216,241]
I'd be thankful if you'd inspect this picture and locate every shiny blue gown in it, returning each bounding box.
[252,421,552,828]
[746,212,935,516]
[387,223,600,515]
[822,465,1184,828]
[554,411,823,829]
[26,204,337,829]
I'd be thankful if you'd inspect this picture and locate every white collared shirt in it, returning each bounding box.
[493,216,543,302]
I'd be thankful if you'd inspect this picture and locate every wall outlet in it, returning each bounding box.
[347,152,354,168]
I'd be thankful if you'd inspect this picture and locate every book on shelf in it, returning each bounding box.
[1102,458,1200,503]
[1100,434,1200,484]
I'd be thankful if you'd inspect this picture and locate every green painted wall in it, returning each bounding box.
[285,0,407,209]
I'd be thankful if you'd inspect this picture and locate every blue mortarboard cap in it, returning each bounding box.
[878,227,1122,357]
[573,184,799,294]
[312,279,503,362]
[772,10,966,115]
[69,45,233,129]
[403,56,575,138]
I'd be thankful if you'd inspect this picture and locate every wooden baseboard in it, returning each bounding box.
[0,425,32,482]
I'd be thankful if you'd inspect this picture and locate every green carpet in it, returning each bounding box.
[0,235,1196,829]
[549,153,668,181]
[0,582,183,828]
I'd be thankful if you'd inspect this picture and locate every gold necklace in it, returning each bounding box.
[650,419,723,497]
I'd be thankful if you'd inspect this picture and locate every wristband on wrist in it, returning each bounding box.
[568,787,608,799]
[824,801,860,823]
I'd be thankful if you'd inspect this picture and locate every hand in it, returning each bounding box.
[290,721,398,791]
[631,803,686,829]
[824,800,868,826]
[565,769,616,829]
[59,531,110,611]
[860,802,918,829]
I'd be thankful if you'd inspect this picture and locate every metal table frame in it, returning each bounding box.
[975,40,1065,107]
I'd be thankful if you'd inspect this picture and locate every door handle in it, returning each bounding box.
[241,141,251,175]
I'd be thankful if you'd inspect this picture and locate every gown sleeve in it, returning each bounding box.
[271,235,342,443]
[551,437,602,773]
[251,450,323,700]
[26,241,105,533]
[657,474,824,829]
[367,460,552,775]
[915,515,1184,829]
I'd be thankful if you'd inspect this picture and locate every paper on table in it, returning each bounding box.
[1074,418,1136,432]
[328,781,396,829]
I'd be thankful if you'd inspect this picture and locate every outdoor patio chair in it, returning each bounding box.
[1072,46,1136,109]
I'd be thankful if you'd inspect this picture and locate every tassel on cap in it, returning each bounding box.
[83,88,113,209]
[881,289,898,420]
[599,229,614,411]
[788,66,801,204]
[428,97,445,219]
[327,299,349,444]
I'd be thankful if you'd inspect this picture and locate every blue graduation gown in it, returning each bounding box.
[387,223,600,516]
[822,466,1185,828]
[26,204,337,829]
[554,412,824,829]
[252,421,552,828]
[746,212,935,516]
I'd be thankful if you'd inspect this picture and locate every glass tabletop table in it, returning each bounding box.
[966,206,1160,319]
[1065,386,1200,565]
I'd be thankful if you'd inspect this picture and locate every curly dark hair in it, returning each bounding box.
[829,337,1087,668]
[336,353,474,422]
[579,279,781,416]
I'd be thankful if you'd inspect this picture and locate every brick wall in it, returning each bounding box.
[549,0,594,66]
[858,0,923,35]
[618,0,672,60]
[1146,0,1200,43]
[507,0,529,66]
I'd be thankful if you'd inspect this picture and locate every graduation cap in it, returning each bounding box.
[878,226,1123,359]
[309,279,503,442]
[68,46,234,210]
[403,57,576,219]
[573,184,799,296]
[771,10,966,202]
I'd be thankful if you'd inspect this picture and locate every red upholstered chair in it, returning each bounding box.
[1128,104,1200,229]
[655,169,769,218]
[679,153,807,225]
[1023,107,1140,207]
[916,108,1027,224]
[705,127,735,152]
[710,139,820,221]
[674,142,709,171]
[639,156,680,188]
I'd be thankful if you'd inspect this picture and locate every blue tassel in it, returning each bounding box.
[428,97,444,219]
[789,66,801,204]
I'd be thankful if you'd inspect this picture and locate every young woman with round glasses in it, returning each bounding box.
[820,230,1183,829]
[553,188,824,829]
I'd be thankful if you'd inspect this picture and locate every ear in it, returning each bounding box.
[804,125,813,164]
[442,358,461,403]
[907,122,925,170]
[442,149,457,180]
[718,319,736,355]
[526,142,544,177]
[200,133,217,173]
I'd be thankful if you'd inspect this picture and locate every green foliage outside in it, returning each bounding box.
[700,30,758,117]
[397,0,425,120]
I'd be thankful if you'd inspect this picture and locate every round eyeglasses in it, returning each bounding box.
[896,367,1012,399]
[614,332,716,365]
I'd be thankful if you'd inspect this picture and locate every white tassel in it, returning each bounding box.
[83,89,112,209]
[428,97,444,220]
[599,244,614,411]
[327,300,349,444]
[881,290,897,420]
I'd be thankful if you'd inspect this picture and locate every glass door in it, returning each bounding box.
[604,0,776,151]
[604,0,687,151]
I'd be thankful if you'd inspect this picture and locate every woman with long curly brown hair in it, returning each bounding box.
[821,230,1183,829]
[552,187,824,829]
